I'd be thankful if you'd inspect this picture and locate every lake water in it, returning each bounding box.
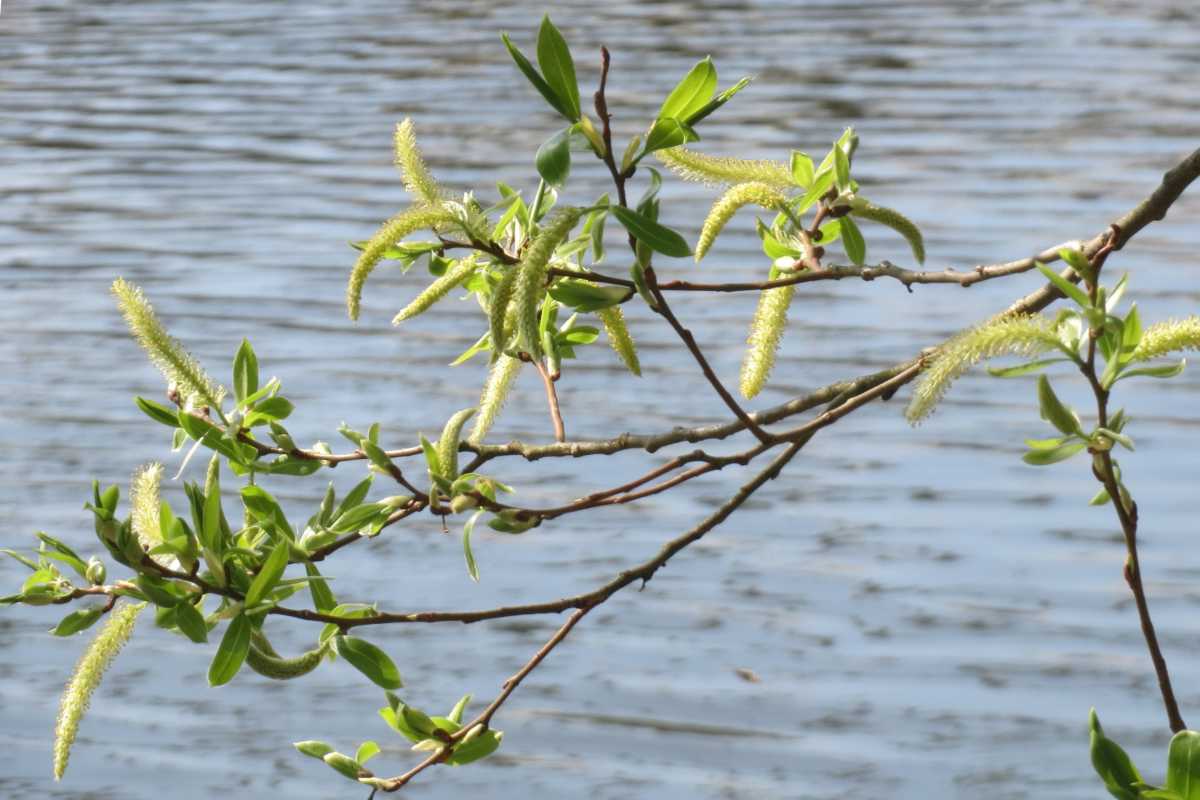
[3,1,1200,798]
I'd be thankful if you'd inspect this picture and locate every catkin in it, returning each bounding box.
[393,118,445,205]
[1130,317,1200,362]
[393,259,477,324]
[512,208,581,358]
[469,354,523,444]
[905,314,1062,424]
[111,279,226,410]
[656,147,794,190]
[436,407,477,481]
[598,306,641,376]
[848,197,925,264]
[54,602,146,780]
[130,463,164,549]
[696,182,790,262]
[347,205,458,320]
[739,284,796,398]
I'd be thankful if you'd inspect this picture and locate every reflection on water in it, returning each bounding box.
[2,1,1199,798]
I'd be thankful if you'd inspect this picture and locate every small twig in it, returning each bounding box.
[531,357,566,442]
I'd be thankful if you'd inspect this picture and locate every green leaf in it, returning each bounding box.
[1022,441,1087,465]
[334,635,403,689]
[51,607,104,636]
[1118,303,1143,366]
[789,151,814,188]
[174,600,209,643]
[1165,730,1200,800]
[659,56,717,121]
[1115,360,1187,383]
[201,470,223,553]
[1058,246,1096,285]
[447,729,503,765]
[355,740,381,765]
[208,613,252,686]
[987,358,1070,378]
[1037,375,1083,436]
[240,486,295,540]
[448,694,472,725]
[135,396,182,428]
[463,510,483,583]
[1090,486,1112,506]
[35,532,88,578]
[643,117,699,155]
[833,145,851,190]
[536,16,580,121]
[233,339,259,405]
[611,206,691,258]
[840,216,866,265]
[419,434,442,480]
[501,33,575,120]
[135,575,183,608]
[243,396,294,427]
[305,561,336,613]
[684,76,751,125]
[322,752,365,781]
[535,127,572,187]
[1023,436,1070,450]
[329,502,390,535]
[294,740,335,760]
[1090,709,1144,800]
[244,539,290,608]
[548,279,629,313]
[1037,261,1092,309]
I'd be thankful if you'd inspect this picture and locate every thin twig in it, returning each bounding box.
[532,357,566,442]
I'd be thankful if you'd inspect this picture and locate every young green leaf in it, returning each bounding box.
[1036,261,1092,309]
[244,539,290,608]
[660,56,718,121]
[611,206,692,259]
[1089,709,1144,800]
[1037,375,1083,436]
[174,600,209,643]
[233,339,258,405]
[1166,730,1200,800]
[322,752,366,781]
[1022,441,1086,465]
[501,33,575,120]
[208,613,252,686]
[334,635,403,689]
[790,151,814,188]
[840,216,866,265]
[294,740,335,760]
[135,396,182,428]
[462,510,483,583]
[51,608,105,637]
[535,127,572,187]
[642,117,699,156]
[536,16,581,121]
[986,358,1069,378]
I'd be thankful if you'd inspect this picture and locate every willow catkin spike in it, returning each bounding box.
[739,284,796,399]
[695,182,790,262]
[597,306,641,376]
[111,278,226,411]
[54,602,146,780]
[130,462,163,549]
[1130,317,1200,362]
[393,259,478,325]
[487,267,520,357]
[655,147,794,189]
[393,118,445,205]
[347,205,459,320]
[436,407,476,481]
[245,640,326,680]
[905,314,1062,424]
[512,208,582,358]
[468,354,522,444]
[848,196,926,264]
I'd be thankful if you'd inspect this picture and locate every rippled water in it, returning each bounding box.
[2,1,1200,798]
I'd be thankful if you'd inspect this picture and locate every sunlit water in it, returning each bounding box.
[2,1,1200,798]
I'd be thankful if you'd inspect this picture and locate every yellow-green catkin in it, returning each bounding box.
[393,118,445,205]
[54,602,146,780]
[130,463,163,549]
[1130,317,1200,362]
[468,354,522,444]
[739,284,796,398]
[436,407,477,481]
[512,208,581,357]
[905,314,1062,424]
[111,278,226,410]
[347,205,458,320]
[598,306,641,376]
[487,267,520,357]
[696,182,790,262]
[656,147,794,190]
[392,258,477,325]
[848,197,925,264]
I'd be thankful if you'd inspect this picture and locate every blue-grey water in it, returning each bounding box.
[2,1,1199,798]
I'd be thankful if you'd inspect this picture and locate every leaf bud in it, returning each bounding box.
[449,494,477,514]
[85,558,106,586]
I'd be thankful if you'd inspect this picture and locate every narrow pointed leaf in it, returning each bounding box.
[501,34,574,120]
[335,635,403,689]
[535,16,580,120]
[611,206,691,258]
[208,613,252,686]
